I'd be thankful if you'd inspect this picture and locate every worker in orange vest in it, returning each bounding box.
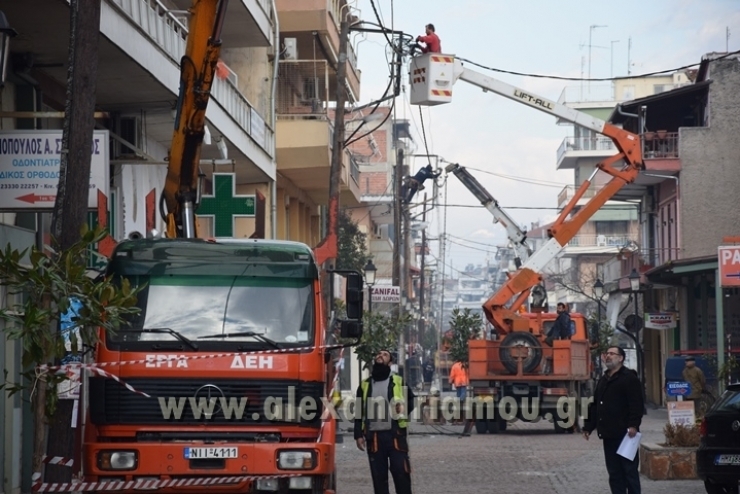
[449,359,469,402]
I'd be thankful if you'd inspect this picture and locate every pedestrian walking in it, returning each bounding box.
[682,355,706,417]
[355,349,415,494]
[448,359,469,401]
[583,346,644,494]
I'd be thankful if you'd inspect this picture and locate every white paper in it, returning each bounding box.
[617,431,642,461]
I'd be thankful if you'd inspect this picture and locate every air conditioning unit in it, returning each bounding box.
[283,38,297,60]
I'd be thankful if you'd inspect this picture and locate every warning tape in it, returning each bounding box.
[41,344,348,399]
[40,456,74,468]
[39,343,346,373]
[31,473,301,492]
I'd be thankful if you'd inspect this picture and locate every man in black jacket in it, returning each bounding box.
[355,349,415,494]
[583,346,644,494]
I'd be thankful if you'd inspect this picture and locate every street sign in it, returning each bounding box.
[371,285,401,303]
[666,381,691,397]
[644,312,677,330]
[0,130,109,210]
[719,245,740,287]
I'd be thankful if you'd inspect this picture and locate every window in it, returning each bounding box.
[595,221,629,235]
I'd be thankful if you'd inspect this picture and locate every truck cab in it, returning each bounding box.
[84,238,346,493]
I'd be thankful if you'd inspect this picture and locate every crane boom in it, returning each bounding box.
[162,0,229,238]
[445,163,532,267]
[409,54,643,333]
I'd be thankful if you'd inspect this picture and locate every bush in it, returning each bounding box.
[663,423,700,447]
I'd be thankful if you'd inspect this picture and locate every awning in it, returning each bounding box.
[644,254,718,285]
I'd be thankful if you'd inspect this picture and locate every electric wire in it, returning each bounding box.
[461,166,572,188]
[441,203,638,211]
[458,49,740,82]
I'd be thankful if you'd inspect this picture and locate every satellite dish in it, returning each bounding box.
[624,314,643,333]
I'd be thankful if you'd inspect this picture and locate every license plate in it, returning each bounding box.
[715,454,740,466]
[184,447,238,459]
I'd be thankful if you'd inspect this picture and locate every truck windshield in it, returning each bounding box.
[112,275,314,346]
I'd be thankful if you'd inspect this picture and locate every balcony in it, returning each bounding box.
[558,84,615,105]
[557,184,601,209]
[556,136,616,169]
[276,61,360,204]
[275,0,361,102]
[171,0,273,47]
[566,234,638,251]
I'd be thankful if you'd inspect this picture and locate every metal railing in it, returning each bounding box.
[326,0,359,70]
[567,234,638,248]
[642,131,679,159]
[349,154,360,185]
[107,0,274,157]
[557,136,616,164]
[557,84,615,104]
[557,184,601,206]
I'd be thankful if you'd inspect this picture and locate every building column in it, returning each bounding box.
[276,188,286,240]
[289,198,300,241]
[311,213,320,247]
[298,204,307,244]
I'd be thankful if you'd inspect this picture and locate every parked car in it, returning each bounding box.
[697,383,740,494]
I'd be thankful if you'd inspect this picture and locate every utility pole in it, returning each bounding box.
[393,148,404,374]
[46,0,102,484]
[419,193,427,349]
[627,37,632,76]
[403,172,412,379]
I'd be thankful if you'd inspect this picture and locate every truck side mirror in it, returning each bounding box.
[340,320,362,339]
[345,271,364,320]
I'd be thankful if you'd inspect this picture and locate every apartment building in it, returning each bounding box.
[549,73,692,313]
[602,54,740,404]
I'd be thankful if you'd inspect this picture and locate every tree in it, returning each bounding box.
[444,308,482,365]
[337,207,368,272]
[354,311,412,371]
[46,0,103,483]
[0,228,140,479]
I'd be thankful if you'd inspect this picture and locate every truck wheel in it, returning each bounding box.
[499,332,542,374]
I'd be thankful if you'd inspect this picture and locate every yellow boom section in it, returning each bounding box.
[162,0,228,238]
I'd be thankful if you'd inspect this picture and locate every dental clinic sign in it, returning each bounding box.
[0,130,109,210]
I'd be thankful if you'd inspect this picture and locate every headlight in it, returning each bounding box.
[97,451,137,471]
[277,451,315,470]
[289,476,313,489]
[255,478,279,491]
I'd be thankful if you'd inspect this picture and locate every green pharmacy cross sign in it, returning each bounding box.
[197,173,255,238]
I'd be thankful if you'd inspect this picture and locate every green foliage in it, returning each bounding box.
[588,313,615,357]
[703,352,740,383]
[354,311,412,370]
[444,308,482,365]
[0,226,142,417]
[337,207,368,272]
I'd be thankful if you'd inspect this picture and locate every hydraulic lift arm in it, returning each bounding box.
[410,56,643,333]
[445,163,532,268]
[161,0,229,238]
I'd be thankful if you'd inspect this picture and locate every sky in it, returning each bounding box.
[351,0,740,277]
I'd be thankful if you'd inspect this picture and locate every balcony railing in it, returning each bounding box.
[557,136,616,164]
[643,131,679,159]
[567,234,637,248]
[557,184,601,206]
[349,154,360,185]
[107,0,274,156]
[277,60,331,119]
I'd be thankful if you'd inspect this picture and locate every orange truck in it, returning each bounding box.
[410,52,644,433]
[81,1,363,491]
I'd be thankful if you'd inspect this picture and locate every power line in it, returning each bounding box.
[461,166,571,188]
[440,203,639,211]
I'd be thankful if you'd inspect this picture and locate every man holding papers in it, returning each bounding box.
[583,346,644,494]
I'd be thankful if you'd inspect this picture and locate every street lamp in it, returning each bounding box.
[593,278,604,375]
[0,11,17,87]
[628,268,647,415]
[361,259,377,375]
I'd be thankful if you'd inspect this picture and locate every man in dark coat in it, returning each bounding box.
[403,164,441,203]
[583,346,644,494]
[545,302,572,345]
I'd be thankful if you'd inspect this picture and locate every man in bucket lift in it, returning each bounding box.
[415,24,441,54]
[403,164,441,204]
